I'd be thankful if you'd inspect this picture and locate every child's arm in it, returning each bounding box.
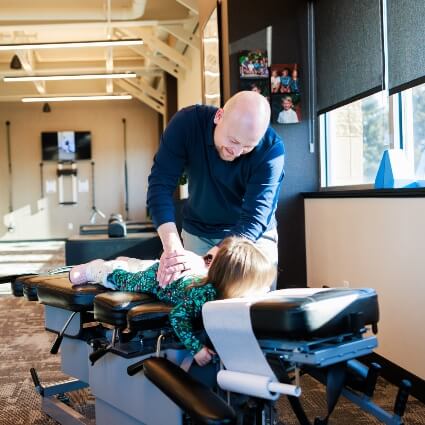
[168,286,216,365]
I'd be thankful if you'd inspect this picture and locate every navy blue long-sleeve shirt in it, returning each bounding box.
[147,105,285,241]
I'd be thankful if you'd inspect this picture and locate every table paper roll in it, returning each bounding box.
[217,370,301,400]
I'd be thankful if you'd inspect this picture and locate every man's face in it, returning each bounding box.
[213,109,260,161]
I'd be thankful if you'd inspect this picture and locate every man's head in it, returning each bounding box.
[213,91,271,161]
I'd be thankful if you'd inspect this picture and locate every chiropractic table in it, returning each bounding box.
[10,272,411,425]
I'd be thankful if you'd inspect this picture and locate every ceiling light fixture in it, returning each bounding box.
[22,94,132,102]
[4,72,137,82]
[0,39,143,52]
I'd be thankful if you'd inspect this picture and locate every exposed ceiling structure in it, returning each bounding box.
[0,0,200,114]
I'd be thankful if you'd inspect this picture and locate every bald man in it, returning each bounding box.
[147,91,285,286]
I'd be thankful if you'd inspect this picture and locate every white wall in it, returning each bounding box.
[178,46,202,109]
[305,197,425,379]
[0,100,159,240]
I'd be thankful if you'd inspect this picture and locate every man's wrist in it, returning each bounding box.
[157,222,184,253]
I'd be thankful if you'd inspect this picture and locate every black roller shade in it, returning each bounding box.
[315,0,384,114]
[388,0,425,94]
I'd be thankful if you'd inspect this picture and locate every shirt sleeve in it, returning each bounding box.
[147,109,189,228]
[168,285,216,356]
[106,263,159,293]
[229,138,285,241]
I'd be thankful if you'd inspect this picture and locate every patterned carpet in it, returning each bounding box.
[0,241,424,424]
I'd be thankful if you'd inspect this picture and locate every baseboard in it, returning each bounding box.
[361,352,425,404]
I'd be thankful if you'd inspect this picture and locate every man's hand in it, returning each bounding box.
[157,249,207,287]
[194,346,216,367]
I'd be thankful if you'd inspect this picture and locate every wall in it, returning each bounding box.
[226,0,319,287]
[178,46,202,109]
[199,0,230,102]
[0,100,159,240]
[305,197,425,379]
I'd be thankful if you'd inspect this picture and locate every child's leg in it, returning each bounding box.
[115,257,157,273]
[69,259,131,286]
[106,263,159,293]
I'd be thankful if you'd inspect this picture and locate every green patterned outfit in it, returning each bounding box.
[107,262,216,355]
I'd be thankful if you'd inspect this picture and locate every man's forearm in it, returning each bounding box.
[157,222,184,253]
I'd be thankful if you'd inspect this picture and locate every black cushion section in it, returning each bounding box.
[18,273,69,302]
[108,220,127,238]
[94,292,156,328]
[9,274,36,297]
[36,277,106,311]
[127,302,172,331]
[251,288,379,339]
[23,285,39,302]
[143,357,236,425]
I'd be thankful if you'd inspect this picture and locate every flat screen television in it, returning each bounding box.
[41,131,92,161]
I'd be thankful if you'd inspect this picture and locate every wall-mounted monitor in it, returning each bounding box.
[41,131,92,161]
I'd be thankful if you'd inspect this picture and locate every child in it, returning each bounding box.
[289,68,300,93]
[277,95,299,124]
[279,68,291,93]
[270,70,281,94]
[69,237,276,367]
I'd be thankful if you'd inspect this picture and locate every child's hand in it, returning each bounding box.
[194,346,216,367]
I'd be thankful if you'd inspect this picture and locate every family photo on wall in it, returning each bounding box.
[270,64,301,124]
[238,52,301,125]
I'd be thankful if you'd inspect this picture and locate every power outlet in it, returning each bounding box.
[68,222,74,230]
[342,280,350,288]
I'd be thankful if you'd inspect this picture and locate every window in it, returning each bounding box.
[321,92,389,187]
[318,0,425,190]
[411,83,425,179]
[321,84,425,188]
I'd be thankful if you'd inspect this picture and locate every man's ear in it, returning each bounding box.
[213,108,224,124]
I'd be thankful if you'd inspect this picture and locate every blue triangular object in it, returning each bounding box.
[374,150,393,188]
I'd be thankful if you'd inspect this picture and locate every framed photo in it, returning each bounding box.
[239,78,270,99]
[239,50,269,78]
[271,93,302,125]
[270,64,300,94]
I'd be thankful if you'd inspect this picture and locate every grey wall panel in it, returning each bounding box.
[227,0,318,287]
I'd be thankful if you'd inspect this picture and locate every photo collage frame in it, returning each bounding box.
[238,50,301,125]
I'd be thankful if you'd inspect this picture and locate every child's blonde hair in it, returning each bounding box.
[189,237,276,298]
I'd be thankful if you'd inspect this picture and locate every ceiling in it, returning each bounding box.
[0,0,200,114]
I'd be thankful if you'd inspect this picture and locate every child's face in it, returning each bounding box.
[292,69,298,78]
[282,69,289,76]
[282,99,293,110]
[272,70,278,77]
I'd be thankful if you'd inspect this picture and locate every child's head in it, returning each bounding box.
[281,95,293,110]
[282,68,290,76]
[272,70,278,77]
[291,68,298,79]
[250,83,261,93]
[207,237,276,299]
